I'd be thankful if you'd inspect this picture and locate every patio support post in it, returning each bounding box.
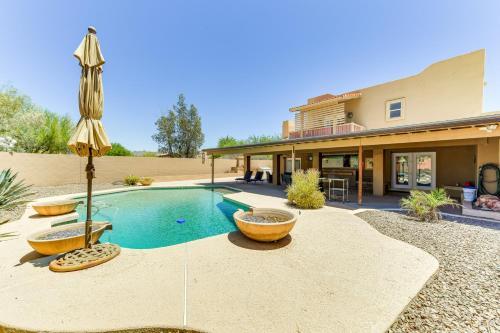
[272,153,279,185]
[291,146,296,173]
[245,155,251,172]
[358,145,363,205]
[211,154,214,184]
[373,148,384,196]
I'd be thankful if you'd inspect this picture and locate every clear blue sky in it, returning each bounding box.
[1,0,499,151]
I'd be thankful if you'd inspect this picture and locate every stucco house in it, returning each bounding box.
[204,49,500,205]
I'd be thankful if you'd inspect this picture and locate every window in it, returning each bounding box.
[386,98,405,121]
[322,154,358,168]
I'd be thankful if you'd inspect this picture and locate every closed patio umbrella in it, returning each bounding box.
[50,26,119,272]
[68,26,111,249]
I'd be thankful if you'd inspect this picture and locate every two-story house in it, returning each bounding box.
[204,49,500,204]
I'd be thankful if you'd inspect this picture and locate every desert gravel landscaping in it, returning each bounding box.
[356,210,500,333]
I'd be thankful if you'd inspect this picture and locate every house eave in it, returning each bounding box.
[203,114,500,155]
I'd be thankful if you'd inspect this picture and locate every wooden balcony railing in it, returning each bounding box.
[289,122,365,139]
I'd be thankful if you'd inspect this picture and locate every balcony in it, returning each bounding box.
[289,122,366,139]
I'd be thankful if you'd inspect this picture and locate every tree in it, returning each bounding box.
[217,136,243,148]
[0,85,73,154]
[215,134,280,159]
[152,94,204,157]
[152,110,177,156]
[35,112,73,153]
[216,134,280,148]
[106,142,133,156]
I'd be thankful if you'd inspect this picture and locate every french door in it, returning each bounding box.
[392,152,436,190]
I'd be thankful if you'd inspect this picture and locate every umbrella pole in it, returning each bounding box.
[85,148,94,249]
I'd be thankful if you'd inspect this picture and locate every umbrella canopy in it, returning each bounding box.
[68,26,111,157]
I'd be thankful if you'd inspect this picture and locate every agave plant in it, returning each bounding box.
[0,168,34,211]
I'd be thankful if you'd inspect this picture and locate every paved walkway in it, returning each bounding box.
[0,178,438,333]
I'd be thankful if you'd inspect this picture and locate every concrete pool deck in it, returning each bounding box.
[0,178,438,333]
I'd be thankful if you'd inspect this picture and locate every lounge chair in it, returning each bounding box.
[265,171,273,183]
[250,171,264,183]
[236,170,253,183]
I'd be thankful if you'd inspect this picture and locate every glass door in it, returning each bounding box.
[392,152,436,190]
[414,152,436,190]
[392,153,412,189]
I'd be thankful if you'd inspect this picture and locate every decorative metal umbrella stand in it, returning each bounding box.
[49,26,120,272]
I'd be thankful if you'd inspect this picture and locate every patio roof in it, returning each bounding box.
[203,113,500,155]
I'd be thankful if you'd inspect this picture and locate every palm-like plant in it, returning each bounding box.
[0,168,34,211]
[401,188,456,222]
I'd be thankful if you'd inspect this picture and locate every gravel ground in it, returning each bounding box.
[356,210,500,333]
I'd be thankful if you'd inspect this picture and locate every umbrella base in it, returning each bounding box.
[49,243,120,272]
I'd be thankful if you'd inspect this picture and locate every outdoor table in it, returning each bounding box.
[327,178,349,202]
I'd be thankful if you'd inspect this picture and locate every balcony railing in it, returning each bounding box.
[289,122,365,139]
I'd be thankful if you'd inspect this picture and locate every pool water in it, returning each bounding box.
[76,187,247,249]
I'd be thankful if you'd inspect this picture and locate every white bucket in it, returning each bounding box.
[463,188,476,202]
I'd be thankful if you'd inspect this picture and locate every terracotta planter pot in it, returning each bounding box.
[233,208,297,242]
[27,222,112,255]
[139,178,154,186]
[32,199,81,216]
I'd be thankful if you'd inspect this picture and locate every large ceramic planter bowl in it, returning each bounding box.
[139,177,154,186]
[27,222,112,255]
[32,199,81,216]
[233,208,297,242]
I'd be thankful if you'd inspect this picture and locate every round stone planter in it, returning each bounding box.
[139,178,154,186]
[233,208,297,242]
[32,199,81,216]
[27,222,112,255]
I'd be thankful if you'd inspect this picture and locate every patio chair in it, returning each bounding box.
[236,170,253,183]
[250,171,264,183]
[281,172,292,186]
[265,171,273,183]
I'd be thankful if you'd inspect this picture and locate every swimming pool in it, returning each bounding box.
[76,187,248,249]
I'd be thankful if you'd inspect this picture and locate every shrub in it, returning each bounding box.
[286,169,325,209]
[124,175,140,186]
[106,143,133,156]
[400,188,457,222]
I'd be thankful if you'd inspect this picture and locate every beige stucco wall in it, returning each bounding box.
[476,137,499,168]
[345,50,485,129]
[383,145,478,189]
[0,152,271,186]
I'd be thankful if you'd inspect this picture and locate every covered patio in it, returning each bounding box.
[205,114,500,209]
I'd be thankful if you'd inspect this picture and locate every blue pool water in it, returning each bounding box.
[76,187,247,249]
